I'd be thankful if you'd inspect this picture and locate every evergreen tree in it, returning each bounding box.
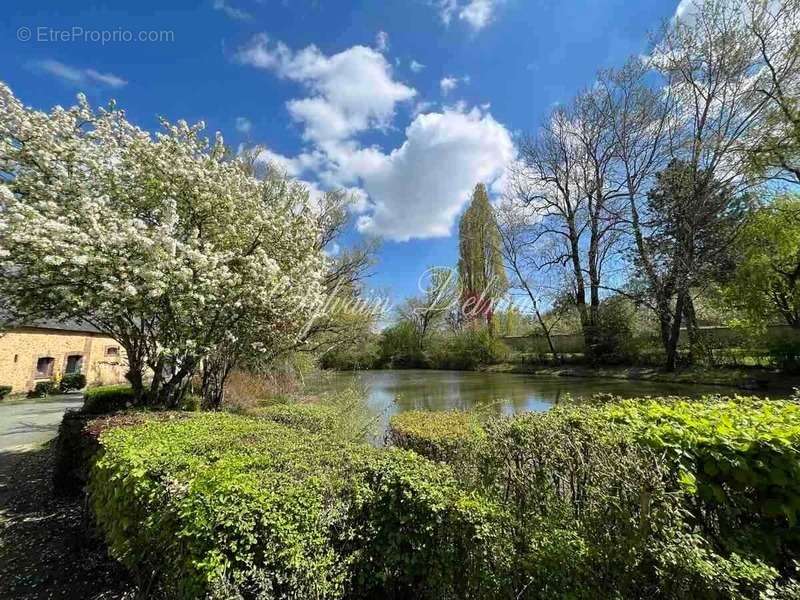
[457,183,508,333]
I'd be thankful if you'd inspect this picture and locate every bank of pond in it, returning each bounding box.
[53,381,800,599]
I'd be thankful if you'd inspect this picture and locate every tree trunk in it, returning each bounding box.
[665,292,686,372]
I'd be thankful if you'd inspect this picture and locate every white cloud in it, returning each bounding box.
[673,0,695,20]
[432,0,502,31]
[375,30,390,52]
[235,116,252,134]
[235,34,415,143]
[440,75,469,95]
[213,0,253,21]
[34,60,127,88]
[354,107,515,241]
[237,38,514,242]
[409,60,426,73]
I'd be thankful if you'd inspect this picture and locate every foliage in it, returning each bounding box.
[589,295,643,365]
[28,380,54,398]
[599,396,800,568]
[387,397,800,597]
[458,183,508,328]
[726,196,800,329]
[387,410,485,464]
[431,328,510,370]
[256,388,378,444]
[0,83,326,407]
[89,413,502,599]
[0,385,11,399]
[82,384,136,414]
[59,373,87,392]
[377,321,429,368]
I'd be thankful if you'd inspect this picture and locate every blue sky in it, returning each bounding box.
[2,0,681,302]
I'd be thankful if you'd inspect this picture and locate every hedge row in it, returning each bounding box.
[82,384,136,414]
[387,396,800,597]
[89,412,502,599]
[386,410,484,463]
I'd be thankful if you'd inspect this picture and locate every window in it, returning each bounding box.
[105,346,119,357]
[36,356,55,378]
[65,355,83,374]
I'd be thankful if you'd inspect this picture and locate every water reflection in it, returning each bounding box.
[319,369,733,437]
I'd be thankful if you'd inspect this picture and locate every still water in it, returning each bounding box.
[320,369,733,434]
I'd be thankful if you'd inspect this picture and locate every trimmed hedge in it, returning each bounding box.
[89,412,502,599]
[53,409,187,495]
[598,397,800,567]
[256,402,341,433]
[82,384,135,414]
[387,410,485,463]
[387,397,800,598]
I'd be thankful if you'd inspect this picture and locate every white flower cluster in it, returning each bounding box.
[0,82,326,369]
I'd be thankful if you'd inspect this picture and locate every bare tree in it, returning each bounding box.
[495,198,561,360]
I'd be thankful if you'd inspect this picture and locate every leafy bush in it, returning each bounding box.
[387,399,800,598]
[89,413,501,599]
[28,380,54,398]
[377,321,429,368]
[59,372,87,392]
[431,329,510,370]
[387,410,485,464]
[0,385,11,399]
[599,397,800,569]
[256,402,341,433]
[82,384,135,414]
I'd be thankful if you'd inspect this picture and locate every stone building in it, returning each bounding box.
[0,320,128,394]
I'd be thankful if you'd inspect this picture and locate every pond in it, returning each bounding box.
[319,369,736,437]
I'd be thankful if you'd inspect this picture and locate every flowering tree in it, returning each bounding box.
[0,83,326,406]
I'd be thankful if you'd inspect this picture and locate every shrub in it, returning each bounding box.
[82,384,135,414]
[28,380,54,398]
[387,410,485,464]
[179,393,201,412]
[59,372,87,392]
[599,396,800,570]
[432,329,509,370]
[89,413,502,599]
[0,385,11,400]
[256,402,341,433]
[53,409,183,495]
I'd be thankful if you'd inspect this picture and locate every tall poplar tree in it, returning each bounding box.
[457,183,508,333]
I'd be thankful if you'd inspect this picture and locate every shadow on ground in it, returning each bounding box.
[0,443,135,600]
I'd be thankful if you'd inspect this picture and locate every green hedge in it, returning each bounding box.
[387,398,800,598]
[89,412,502,599]
[256,402,341,433]
[598,397,800,567]
[82,384,135,414]
[387,410,485,463]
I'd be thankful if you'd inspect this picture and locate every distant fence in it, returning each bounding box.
[500,325,800,356]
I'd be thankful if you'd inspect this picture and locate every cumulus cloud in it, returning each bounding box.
[354,107,515,240]
[410,60,426,73]
[236,37,514,242]
[235,34,416,143]
[375,30,390,52]
[33,60,127,88]
[235,116,252,134]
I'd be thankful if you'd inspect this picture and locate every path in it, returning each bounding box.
[0,395,83,451]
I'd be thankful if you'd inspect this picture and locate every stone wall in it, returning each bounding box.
[0,327,127,393]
